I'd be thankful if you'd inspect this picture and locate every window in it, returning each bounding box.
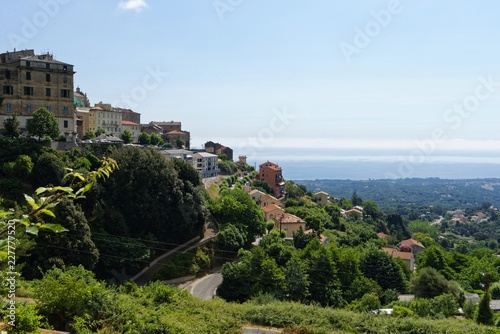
[45,88,51,97]
[60,89,70,98]
[63,120,68,128]
[3,85,13,95]
[46,63,50,69]
[26,72,31,80]
[46,73,51,82]
[26,61,31,67]
[26,104,32,113]
[46,105,51,112]
[5,104,12,113]
[63,106,69,115]
[63,75,67,83]
[5,70,11,79]
[23,86,34,96]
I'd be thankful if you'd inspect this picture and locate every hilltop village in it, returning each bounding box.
[3,49,500,333]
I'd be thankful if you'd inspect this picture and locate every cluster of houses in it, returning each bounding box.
[0,49,240,180]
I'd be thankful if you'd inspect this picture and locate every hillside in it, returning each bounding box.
[297,178,500,213]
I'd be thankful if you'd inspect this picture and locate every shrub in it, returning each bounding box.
[392,305,414,318]
[462,299,477,319]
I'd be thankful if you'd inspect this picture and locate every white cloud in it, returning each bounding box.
[118,0,148,12]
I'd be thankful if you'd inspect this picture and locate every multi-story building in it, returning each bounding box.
[116,107,140,125]
[122,120,141,142]
[204,141,233,160]
[192,152,219,178]
[0,49,76,136]
[257,161,286,198]
[88,102,122,135]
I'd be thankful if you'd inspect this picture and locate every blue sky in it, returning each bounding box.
[2,0,500,154]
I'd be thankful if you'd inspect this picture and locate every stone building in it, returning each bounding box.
[204,141,233,160]
[0,49,76,137]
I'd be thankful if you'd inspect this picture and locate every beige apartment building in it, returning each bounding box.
[0,49,76,137]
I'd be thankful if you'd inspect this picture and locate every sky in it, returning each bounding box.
[2,0,500,157]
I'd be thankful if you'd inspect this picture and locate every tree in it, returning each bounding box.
[26,107,60,140]
[121,130,132,144]
[362,200,381,220]
[13,154,34,178]
[217,224,245,252]
[252,180,272,195]
[3,114,21,138]
[360,247,407,293]
[32,152,66,187]
[138,132,151,145]
[410,267,450,299]
[34,266,111,331]
[475,291,494,325]
[150,132,163,146]
[83,129,96,140]
[95,127,105,136]
[351,191,362,206]
[21,198,100,279]
[176,137,185,148]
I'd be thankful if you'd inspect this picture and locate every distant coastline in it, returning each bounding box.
[245,147,500,180]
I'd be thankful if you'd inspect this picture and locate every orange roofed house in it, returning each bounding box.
[257,161,286,198]
[273,213,306,239]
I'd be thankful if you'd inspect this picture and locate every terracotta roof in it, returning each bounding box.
[122,120,139,126]
[314,191,328,196]
[260,194,279,202]
[166,130,187,135]
[400,238,425,248]
[274,213,305,224]
[382,247,412,260]
[377,232,389,239]
[262,204,284,213]
[345,209,363,215]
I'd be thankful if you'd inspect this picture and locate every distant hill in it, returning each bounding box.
[296,178,500,213]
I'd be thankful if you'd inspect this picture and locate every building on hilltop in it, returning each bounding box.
[116,107,141,125]
[88,103,123,136]
[204,141,233,160]
[74,86,90,108]
[0,49,76,138]
[257,161,286,198]
[192,152,219,178]
[273,213,306,239]
[142,121,191,148]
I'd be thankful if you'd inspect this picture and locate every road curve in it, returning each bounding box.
[186,272,223,300]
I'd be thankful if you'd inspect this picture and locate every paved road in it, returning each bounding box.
[185,272,223,300]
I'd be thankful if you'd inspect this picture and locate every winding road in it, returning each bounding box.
[184,272,223,300]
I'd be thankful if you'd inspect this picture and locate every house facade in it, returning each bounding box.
[0,49,76,136]
[262,203,285,221]
[257,161,286,198]
[191,152,219,178]
[274,213,306,239]
[88,105,123,135]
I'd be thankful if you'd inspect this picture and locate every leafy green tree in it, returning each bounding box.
[83,129,96,139]
[218,250,255,302]
[26,107,59,140]
[32,152,66,187]
[34,266,111,331]
[286,181,306,199]
[410,267,450,299]
[360,247,407,293]
[475,291,494,325]
[408,220,440,241]
[176,137,185,148]
[3,114,21,138]
[217,224,246,252]
[95,127,105,136]
[94,147,207,247]
[283,256,310,302]
[348,292,381,312]
[21,198,99,279]
[211,189,265,245]
[150,132,163,146]
[351,191,362,206]
[121,129,132,144]
[13,154,34,178]
[361,200,381,220]
[138,132,151,145]
[417,245,455,280]
[252,180,273,195]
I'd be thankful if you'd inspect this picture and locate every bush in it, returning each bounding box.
[3,302,44,334]
[462,298,477,319]
[348,293,381,313]
[392,305,414,318]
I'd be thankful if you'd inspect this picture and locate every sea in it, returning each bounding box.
[245,148,500,180]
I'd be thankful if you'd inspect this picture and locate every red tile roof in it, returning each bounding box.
[262,204,284,213]
[382,247,412,260]
[400,238,425,248]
